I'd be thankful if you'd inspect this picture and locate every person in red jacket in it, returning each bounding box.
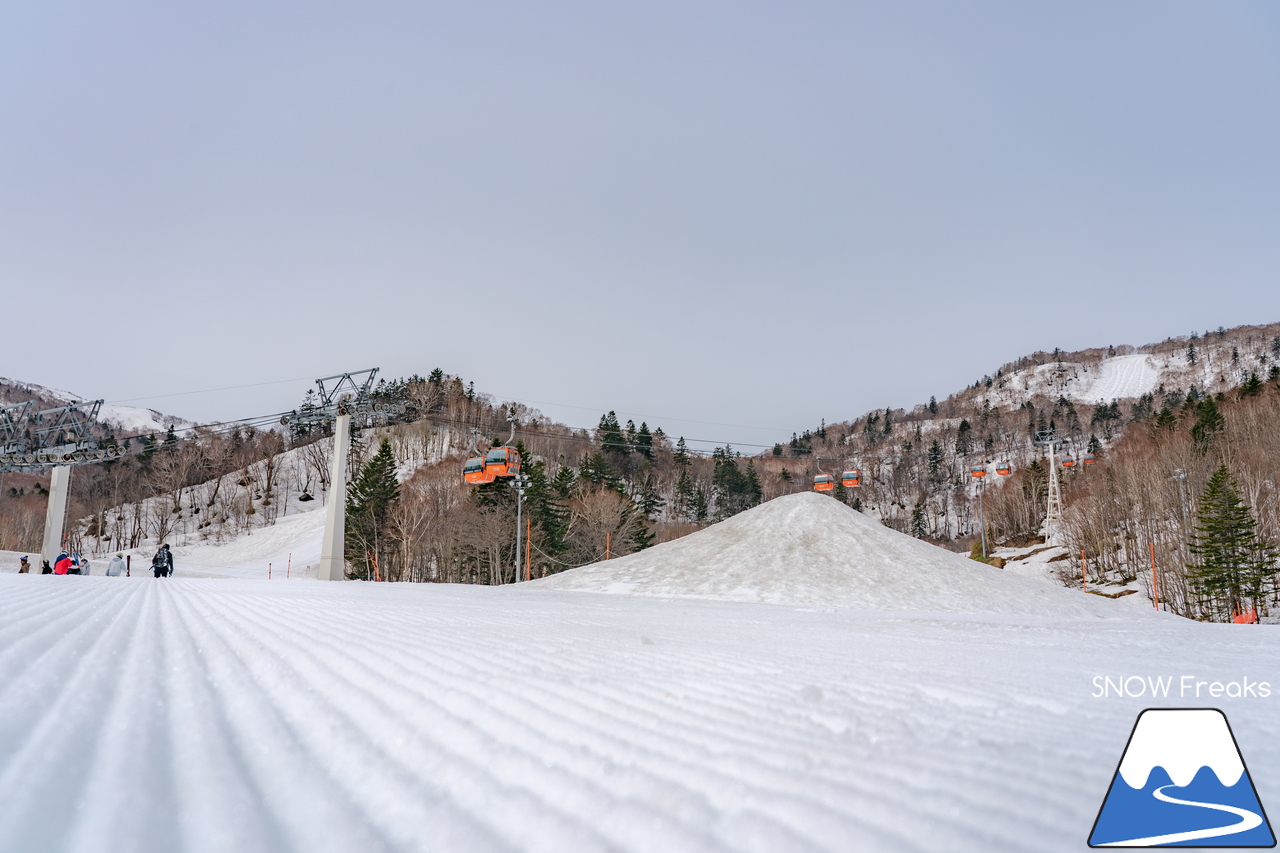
[53,551,73,575]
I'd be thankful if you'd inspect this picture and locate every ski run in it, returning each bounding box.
[1,494,1277,853]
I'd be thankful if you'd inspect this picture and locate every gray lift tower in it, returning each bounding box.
[1034,428,1066,545]
[280,370,408,581]
[0,399,115,567]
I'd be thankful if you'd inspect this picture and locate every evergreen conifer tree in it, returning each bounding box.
[744,461,763,506]
[1190,397,1225,450]
[689,488,709,524]
[954,420,972,455]
[635,422,653,458]
[928,396,938,415]
[578,451,622,490]
[1239,372,1263,398]
[345,438,402,579]
[911,501,928,538]
[1186,465,1277,619]
[673,436,691,467]
[525,460,571,573]
[674,468,694,518]
[597,412,628,455]
[927,440,944,481]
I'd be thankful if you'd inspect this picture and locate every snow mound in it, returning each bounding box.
[532,492,1130,617]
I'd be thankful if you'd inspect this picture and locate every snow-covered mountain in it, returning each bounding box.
[966,321,1280,411]
[0,377,194,436]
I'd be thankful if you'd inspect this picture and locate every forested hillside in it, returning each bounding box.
[4,323,1280,622]
[777,322,1280,621]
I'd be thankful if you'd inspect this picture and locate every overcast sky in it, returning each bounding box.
[3,2,1278,450]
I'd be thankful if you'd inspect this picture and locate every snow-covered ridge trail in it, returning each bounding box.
[2,576,1276,853]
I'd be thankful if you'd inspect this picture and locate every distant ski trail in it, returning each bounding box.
[1097,784,1263,847]
[1084,355,1157,403]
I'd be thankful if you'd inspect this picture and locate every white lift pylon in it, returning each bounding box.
[317,412,351,582]
[40,465,71,568]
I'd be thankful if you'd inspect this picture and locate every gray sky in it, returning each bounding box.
[3,2,1279,451]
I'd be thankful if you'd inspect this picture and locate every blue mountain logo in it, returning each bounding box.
[1089,708,1275,847]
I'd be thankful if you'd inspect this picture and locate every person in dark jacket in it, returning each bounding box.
[41,560,53,574]
[152,544,174,578]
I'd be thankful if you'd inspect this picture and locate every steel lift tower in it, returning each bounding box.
[280,370,408,581]
[0,399,114,567]
[1035,428,1066,545]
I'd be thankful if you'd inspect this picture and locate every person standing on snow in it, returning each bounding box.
[53,551,73,575]
[106,554,125,577]
[152,544,173,578]
[18,556,30,573]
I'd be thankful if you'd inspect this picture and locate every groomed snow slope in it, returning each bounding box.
[0,576,1274,853]
[1076,354,1159,404]
[533,492,1128,618]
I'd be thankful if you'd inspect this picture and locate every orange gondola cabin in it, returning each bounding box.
[484,446,521,478]
[840,469,861,488]
[970,465,986,478]
[995,463,1012,476]
[813,474,834,492]
[1061,456,1075,468]
[463,456,494,484]
[1083,453,1095,465]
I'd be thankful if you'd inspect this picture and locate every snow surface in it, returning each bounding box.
[2,492,1277,852]
[96,403,193,436]
[1076,354,1159,404]
[0,574,1275,853]
[163,505,326,579]
[532,493,1133,618]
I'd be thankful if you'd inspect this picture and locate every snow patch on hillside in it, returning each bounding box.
[97,403,194,435]
[1077,354,1159,403]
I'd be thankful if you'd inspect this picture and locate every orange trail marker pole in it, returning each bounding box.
[526,517,532,581]
[606,532,611,560]
[1150,541,1159,610]
[1082,550,1087,593]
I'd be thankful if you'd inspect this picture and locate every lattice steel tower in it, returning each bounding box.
[1035,429,1065,544]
